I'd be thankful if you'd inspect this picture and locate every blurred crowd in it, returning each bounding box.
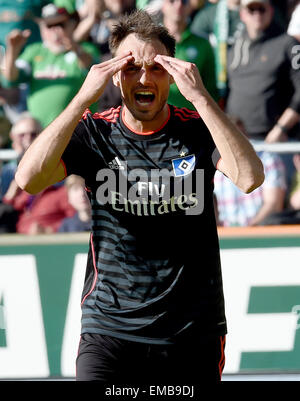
[0,0,300,234]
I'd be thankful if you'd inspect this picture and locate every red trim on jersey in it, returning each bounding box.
[174,107,200,118]
[173,106,200,121]
[93,106,121,123]
[121,105,171,135]
[59,159,67,179]
[81,107,121,123]
[82,108,92,120]
[81,233,98,306]
[218,335,226,380]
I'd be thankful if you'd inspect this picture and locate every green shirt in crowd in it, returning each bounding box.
[2,41,100,128]
[190,2,241,44]
[168,28,219,110]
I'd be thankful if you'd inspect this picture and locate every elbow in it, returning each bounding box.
[243,175,264,194]
[15,169,41,195]
[237,157,265,194]
[242,165,265,194]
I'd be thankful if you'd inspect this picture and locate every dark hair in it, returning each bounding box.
[109,9,176,57]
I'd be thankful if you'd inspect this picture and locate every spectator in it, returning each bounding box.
[1,3,100,128]
[190,0,243,100]
[3,181,75,234]
[226,0,300,143]
[0,113,41,199]
[54,0,77,13]
[73,0,105,46]
[76,0,136,53]
[289,154,300,209]
[58,174,91,232]
[162,0,219,109]
[0,1,48,124]
[0,0,47,50]
[189,0,207,22]
[214,117,287,226]
[75,0,136,111]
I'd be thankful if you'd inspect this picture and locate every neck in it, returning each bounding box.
[44,41,65,54]
[122,105,170,133]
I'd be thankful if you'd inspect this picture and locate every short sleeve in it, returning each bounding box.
[61,119,92,179]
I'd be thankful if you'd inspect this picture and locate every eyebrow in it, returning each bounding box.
[127,60,158,66]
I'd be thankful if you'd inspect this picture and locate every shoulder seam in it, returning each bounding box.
[81,106,121,122]
[92,106,121,123]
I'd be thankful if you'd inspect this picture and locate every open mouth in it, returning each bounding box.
[134,91,155,105]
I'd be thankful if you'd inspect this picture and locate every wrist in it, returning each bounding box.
[275,122,288,134]
[192,90,211,109]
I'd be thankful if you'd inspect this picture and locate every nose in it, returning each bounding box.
[139,67,152,86]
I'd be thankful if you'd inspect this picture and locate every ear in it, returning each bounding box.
[113,73,120,87]
[169,74,175,85]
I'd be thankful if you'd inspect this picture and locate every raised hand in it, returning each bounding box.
[154,54,208,105]
[6,29,31,57]
[76,52,133,106]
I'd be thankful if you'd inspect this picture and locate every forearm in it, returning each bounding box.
[15,96,87,194]
[3,46,19,81]
[249,187,285,225]
[15,51,133,194]
[73,15,97,43]
[193,92,264,193]
[266,108,300,142]
[249,199,283,226]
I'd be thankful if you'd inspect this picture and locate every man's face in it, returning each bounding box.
[40,16,75,52]
[10,119,39,155]
[240,2,274,33]
[162,0,191,24]
[68,184,90,212]
[113,34,174,122]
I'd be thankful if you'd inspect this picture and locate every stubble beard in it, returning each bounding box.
[122,95,168,122]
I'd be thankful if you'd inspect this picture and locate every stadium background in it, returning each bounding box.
[0,226,299,381]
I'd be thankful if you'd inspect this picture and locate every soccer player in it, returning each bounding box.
[15,10,264,383]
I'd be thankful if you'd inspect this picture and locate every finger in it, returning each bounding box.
[90,54,133,77]
[155,55,197,78]
[94,52,133,68]
[155,54,188,68]
[153,56,178,78]
[22,29,31,38]
[108,56,134,75]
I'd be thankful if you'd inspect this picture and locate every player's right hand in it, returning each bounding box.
[75,52,134,107]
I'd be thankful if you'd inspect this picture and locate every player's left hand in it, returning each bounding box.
[154,55,208,104]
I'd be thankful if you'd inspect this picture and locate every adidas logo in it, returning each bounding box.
[108,157,125,170]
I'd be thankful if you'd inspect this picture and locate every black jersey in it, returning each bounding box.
[61,105,227,344]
